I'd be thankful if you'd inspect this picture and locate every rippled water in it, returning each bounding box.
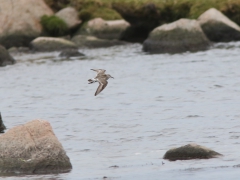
[1,43,240,180]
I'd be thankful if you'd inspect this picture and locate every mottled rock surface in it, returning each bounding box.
[143,19,211,54]
[0,120,72,174]
[163,143,222,161]
[56,7,81,29]
[0,45,15,66]
[198,8,240,42]
[76,18,130,40]
[30,37,77,51]
[0,0,53,48]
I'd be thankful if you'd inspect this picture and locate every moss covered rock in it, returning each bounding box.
[198,8,240,42]
[143,18,211,54]
[30,37,77,51]
[163,143,222,161]
[0,45,15,67]
[41,15,69,36]
[0,120,72,174]
[80,6,122,21]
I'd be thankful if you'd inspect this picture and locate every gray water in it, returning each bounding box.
[1,43,240,180]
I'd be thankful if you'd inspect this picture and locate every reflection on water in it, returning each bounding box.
[1,43,240,180]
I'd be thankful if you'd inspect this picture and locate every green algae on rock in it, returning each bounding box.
[41,15,69,37]
[43,0,240,43]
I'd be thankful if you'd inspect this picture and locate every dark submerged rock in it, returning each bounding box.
[59,49,85,58]
[0,113,6,133]
[0,45,15,66]
[143,18,211,54]
[198,8,240,42]
[0,120,72,174]
[163,143,222,161]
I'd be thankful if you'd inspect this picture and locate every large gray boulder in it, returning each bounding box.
[163,143,222,161]
[76,18,130,40]
[0,45,15,67]
[56,7,82,29]
[30,37,77,51]
[72,35,127,48]
[0,0,53,48]
[198,8,240,42]
[143,19,211,54]
[0,120,72,174]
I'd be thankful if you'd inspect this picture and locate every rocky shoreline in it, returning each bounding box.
[1,0,240,66]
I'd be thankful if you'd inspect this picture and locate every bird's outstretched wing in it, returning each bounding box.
[91,69,106,75]
[95,79,108,96]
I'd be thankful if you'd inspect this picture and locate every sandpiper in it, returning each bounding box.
[88,69,114,96]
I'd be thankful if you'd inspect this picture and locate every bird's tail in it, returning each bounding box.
[88,79,96,84]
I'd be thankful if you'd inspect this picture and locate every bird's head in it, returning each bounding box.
[107,74,114,79]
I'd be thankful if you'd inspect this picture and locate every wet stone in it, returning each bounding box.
[163,143,222,161]
[59,49,85,58]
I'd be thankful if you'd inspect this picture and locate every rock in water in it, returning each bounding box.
[30,37,77,51]
[59,49,85,58]
[71,35,127,48]
[198,8,240,42]
[0,120,72,174]
[143,19,211,54]
[0,0,53,48]
[76,18,130,40]
[0,113,6,133]
[56,7,82,29]
[0,45,15,67]
[163,143,222,161]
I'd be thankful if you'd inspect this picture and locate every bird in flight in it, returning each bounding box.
[88,69,114,96]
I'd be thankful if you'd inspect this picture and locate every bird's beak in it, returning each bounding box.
[111,77,114,79]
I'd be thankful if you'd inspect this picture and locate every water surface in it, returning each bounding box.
[1,43,240,179]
